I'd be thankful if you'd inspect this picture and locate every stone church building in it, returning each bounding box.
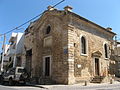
[24,6,116,84]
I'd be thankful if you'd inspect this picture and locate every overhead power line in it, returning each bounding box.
[0,0,65,36]
[4,12,43,35]
[53,0,65,8]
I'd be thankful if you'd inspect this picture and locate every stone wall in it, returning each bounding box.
[24,28,34,79]
[67,14,114,83]
[25,10,115,84]
[31,12,70,84]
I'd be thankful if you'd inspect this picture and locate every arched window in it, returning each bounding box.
[81,36,86,54]
[104,44,108,58]
[46,26,51,34]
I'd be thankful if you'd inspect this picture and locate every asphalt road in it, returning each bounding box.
[0,83,120,90]
[0,85,44,90]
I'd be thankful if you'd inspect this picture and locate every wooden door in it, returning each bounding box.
[44,57,51,76]
[95,58,100,76]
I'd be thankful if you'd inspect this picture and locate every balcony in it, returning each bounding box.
[7,47,16,56]
[9,33,17,43]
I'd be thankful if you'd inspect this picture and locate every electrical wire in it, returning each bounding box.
[0,0,65,36]
[53,0,65,8]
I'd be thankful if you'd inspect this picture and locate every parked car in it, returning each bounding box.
[2,67,28,85]
[0,72,4,84]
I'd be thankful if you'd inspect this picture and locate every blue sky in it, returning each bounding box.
[0,0,120,52]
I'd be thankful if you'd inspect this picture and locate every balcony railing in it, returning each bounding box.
[7,47,16,56]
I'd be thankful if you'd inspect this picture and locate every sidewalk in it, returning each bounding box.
[26,81,120,89]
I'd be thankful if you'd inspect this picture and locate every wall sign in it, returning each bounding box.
[63,46,68,54]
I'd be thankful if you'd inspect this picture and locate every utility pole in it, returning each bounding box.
[1,34,6,72]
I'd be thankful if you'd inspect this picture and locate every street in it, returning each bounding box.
[0,82,120,90]
[0,85,44,90]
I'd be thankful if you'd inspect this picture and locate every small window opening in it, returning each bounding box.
[81,36,86,54]
[46,26,51,34]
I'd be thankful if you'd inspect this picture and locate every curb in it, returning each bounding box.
[26,83,48,89]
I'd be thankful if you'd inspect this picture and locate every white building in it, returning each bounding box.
[0,44,10,71]
[7,32,25,69]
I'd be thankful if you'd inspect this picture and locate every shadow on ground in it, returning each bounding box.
[0,82,47,89]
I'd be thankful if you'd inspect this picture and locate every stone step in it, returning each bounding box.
[91,81,102,83]
[90,76,105,83]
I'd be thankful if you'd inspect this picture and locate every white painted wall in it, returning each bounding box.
[3,45,10,61]
[16,33,24,54]
[13,33,24,67]
[7,32,24,68]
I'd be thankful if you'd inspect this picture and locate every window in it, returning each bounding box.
[104,44,108,58]
[81,36,87,54]
[18,68,25,73]
[7,68,15,75]
[46,26,51,34]
[16,57,21,66]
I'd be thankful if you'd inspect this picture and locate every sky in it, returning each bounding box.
[0,0,120,52]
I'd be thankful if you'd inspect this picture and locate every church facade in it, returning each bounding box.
[24,6,116,84]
